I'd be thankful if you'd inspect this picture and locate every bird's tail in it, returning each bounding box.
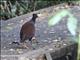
[12,42,20,45]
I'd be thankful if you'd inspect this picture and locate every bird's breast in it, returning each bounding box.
[20,22,35,36]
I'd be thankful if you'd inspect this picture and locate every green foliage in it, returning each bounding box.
[48,10,69,26]
[0,0,55,20]
[48,8,80,60]
[0,0,79,20]
[67,15,77,36]
[77,34,80,60]
[48,9,78,36]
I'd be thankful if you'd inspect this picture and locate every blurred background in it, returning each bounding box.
[0,0,79,20]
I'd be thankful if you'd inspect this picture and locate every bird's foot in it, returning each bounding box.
[32,37,39,44]
[20,43,33,49]
[20,43,28,49]
[22,45,29,49]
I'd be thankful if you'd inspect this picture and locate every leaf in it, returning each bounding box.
[67,16,77,36]
[48,9,69,26]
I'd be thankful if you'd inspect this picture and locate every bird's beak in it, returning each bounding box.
[37,13,42,17]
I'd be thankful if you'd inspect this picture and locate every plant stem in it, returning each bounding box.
[77,33,80,60]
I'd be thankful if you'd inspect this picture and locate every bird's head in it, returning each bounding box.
[31,13,42,22]
[33,13,42,18]
[33,14,38,18]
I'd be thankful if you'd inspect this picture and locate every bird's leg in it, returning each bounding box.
[20,35,29,48]
[29,37,36,50]
[29,37,33,44]
[32,37,39,44]
[29,37,39,50]
[20,42,28,48]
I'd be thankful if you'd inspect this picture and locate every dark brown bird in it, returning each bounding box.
[12,13,41,47]
[20,14,38,43]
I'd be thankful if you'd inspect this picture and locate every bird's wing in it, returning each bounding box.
[20,21,35,42]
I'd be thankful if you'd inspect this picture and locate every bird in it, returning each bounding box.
[20,13,38,43]
[12,13,41,48]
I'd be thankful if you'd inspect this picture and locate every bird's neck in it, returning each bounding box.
[31,17,36,23]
